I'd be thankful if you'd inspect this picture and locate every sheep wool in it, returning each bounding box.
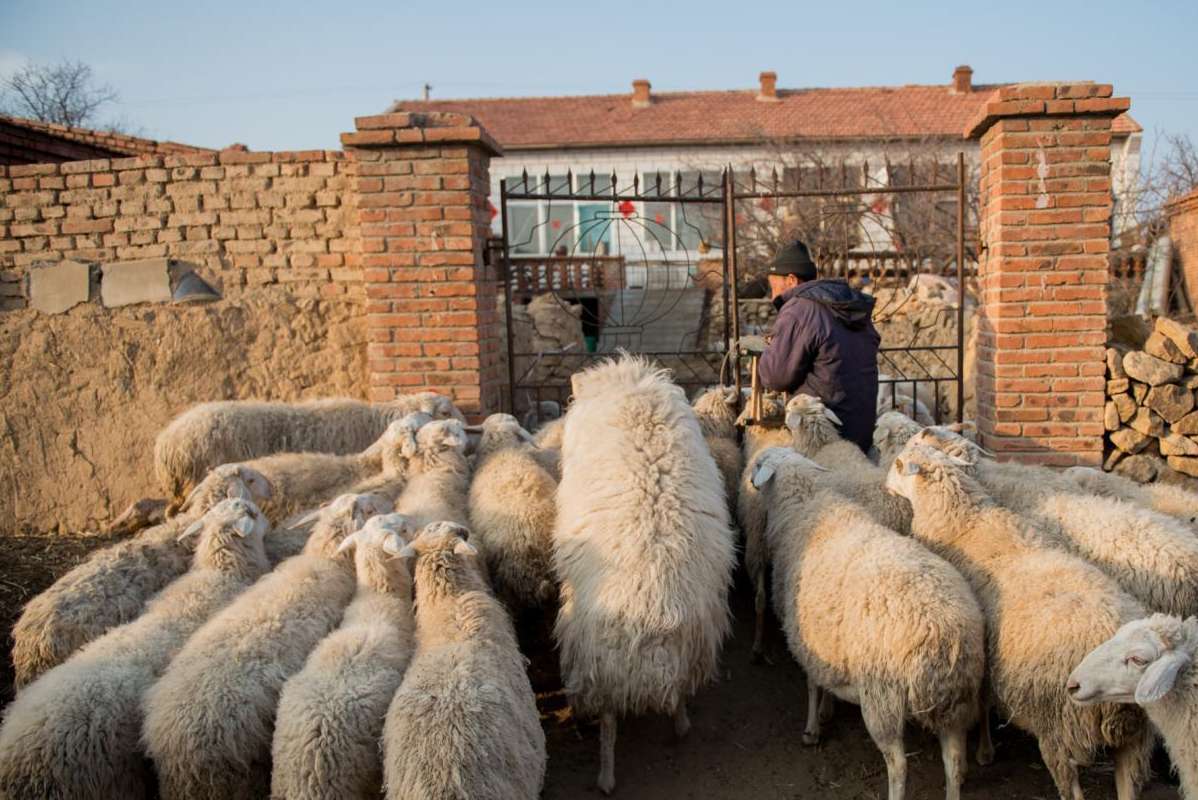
[887,443,1153,800]
[872,410,924,467]
[467,414,558,609]
[554,355,735,794]
[383,522,545,800]
[392,419,471,529]
[1065,465,1198,530]
[1069,614,1198,799]
[9,465,271,689]
[0,499,270,800]
[141,493,378,800]
[154,392,463,506]
[691,386,742,503]
[271,514,418,800]
[751,448,984,800]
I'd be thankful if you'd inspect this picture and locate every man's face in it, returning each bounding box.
[767,273,800,300]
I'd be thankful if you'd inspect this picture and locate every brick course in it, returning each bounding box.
[0,150,359,310]
[969,83,1130,466]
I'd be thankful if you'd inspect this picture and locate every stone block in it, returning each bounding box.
[1112,393,1136,423]
[1173,410,1198,435]
[1123,350,1184,386]
[1105,346,1127,379]
[1153,316,1198,359]
[1110,426,1150,454]
[1104,401,1119,432]
[1128,407,1165,438]
[1145,383,1195,423]
[1159,433,1198,457]
[1132,382,1149,404]
[28,259,91,314]
[100,257,172,307]
[1114,453,1162,482]
[1103,448,1125,471]
[1167,455,1198,478]
[1144,331,1187,364]
[1107,378,1130,395]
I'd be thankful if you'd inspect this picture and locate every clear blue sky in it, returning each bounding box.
[2,0,1196,164]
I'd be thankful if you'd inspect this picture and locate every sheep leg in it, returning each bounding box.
[818,691,835,723]
[1038,740,1083,800]
[672,703,690,740]
[860,698,907,800]
[938,726,967,800]
[975,696,994,766]
[802,681,822,746]
[1113,734,1150,800]
[751,571,769,663]
[597,712,617,796]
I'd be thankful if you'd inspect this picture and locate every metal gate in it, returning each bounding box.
[497,154,971,423]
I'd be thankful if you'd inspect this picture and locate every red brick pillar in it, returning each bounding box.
[967,83,1130,466]
[342,112,504,416]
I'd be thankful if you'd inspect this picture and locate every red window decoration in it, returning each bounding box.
[617,200,636,218]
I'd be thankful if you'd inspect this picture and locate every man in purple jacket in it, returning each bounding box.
[756,240,881,453]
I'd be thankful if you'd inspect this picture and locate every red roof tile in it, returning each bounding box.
[390,83,1139,150]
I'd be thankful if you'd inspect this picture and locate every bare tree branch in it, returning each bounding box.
[1,60,119,128]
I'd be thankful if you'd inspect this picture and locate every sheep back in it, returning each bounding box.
[554,359,735,717]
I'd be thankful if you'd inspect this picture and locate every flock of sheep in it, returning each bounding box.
[0,355,1195,800]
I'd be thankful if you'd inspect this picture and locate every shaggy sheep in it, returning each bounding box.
[692,386,742,502]
[155,392,462,507]
[877,373,935,425]
[271,514,418,800]
[0,499,270,800]
[9,464,272,689]
[142,492,385,800]
[1064,465,1198,529]
[467,414,558,609]
[751,448,985,800]
[520,397,562,433]
[382,521,546,800]
[915,426,1198,617]
[1069,614,1198,799]
[886,443,1153,800]
[554,355,735,795]
[392,419,471,529]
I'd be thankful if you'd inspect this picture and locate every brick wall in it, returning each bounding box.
[0,150,359,310]
[967,83,1130,466]
[342,111,505,416]
[1170,188,1198,312]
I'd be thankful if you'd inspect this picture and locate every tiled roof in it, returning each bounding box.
[390,84,1140,151]
[0,114,210,165]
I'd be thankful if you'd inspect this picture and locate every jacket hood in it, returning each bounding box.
[775,278,876,329]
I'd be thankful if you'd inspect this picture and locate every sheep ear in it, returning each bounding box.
[462,425,485,433]
[822,407,843,426]
[399,429,420,458]
[231,515,256,538]
[454,539,478,558]
[177,519,204,544]
[382,533,404,556]
[517,427,536,443]
[1135,650,1189,704]
[900,459,922,476]
[751,462,776,489]
[227,482,253,502]
[398,543,418,561]
[335,532,359,556]
[239,468,273,499]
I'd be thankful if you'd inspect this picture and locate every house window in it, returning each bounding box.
[577,204,613,254]
[506,204,539,255]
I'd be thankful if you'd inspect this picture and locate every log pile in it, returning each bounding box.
[1105,317,1198,485]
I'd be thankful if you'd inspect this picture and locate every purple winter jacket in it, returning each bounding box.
[757,279,881,452]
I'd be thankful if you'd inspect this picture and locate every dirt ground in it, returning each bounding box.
[0,289,367,536]
[1,537,1179,800]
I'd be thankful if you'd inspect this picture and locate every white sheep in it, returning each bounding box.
[554,355,736,795]
[271,513,418,800]
[751,448,985,800]
[467,413,558,609]
[154,392,462,508]
[382,521,546,800]
[9,464,272,689]
[915,426,1198,617]
[392,418,471,529]
[877,373,936,425]
[1069,614,1198,799]
[872,409,925,467]
[141,492,387,800]
[887,443,1154,800]
[0,498,270,800]
[692,386,742,502]
[1064,465,1198,529]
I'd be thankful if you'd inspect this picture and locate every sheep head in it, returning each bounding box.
[417,392,467,423]
[692,386,739,439]
[884,441,973,501]
[470,413,535,460]
[178,464,274,518]
[910,423,991,465]
[872,410,924,463]
[178,497,270,574]
[378,412,433,474]
[302,492,393,560]
[411,419,469,472]
[396,520,485,598]
[783,394,842,455]
[750,447,828,496]
[336,512,418,593]
[1068,614,1198,707]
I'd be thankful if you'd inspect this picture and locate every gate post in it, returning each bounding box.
[341,112,505,416]
[966,83,1130,466]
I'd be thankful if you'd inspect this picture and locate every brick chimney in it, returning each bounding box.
[632,79,651,108]
[758,71,779,102]
[951,65,973,94]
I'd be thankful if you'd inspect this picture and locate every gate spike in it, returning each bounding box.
[521,169,528,192]
[750,167,757,191]
[633,173,639,194]
[655,172,662,195]
[697,172,704,196]
[567,168,573,194]
[771,167,778,193]
[543,169,551,194]
[610,170,617,197]
[674,171,682,197]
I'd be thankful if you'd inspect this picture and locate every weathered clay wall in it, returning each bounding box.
[0,289,367,535]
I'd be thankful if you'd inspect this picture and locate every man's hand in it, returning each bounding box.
[735,335,768,355]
